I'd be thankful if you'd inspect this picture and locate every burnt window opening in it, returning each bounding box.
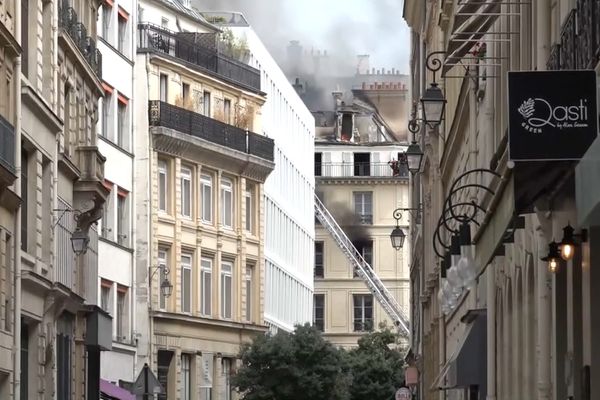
[340,113,353,141]
[354,153,370,176]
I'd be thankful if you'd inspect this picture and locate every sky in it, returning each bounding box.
[199,0,411,75]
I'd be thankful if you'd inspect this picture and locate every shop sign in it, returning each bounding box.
[508,70,598,161]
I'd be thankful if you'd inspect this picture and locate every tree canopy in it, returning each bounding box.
[233,324,406,400]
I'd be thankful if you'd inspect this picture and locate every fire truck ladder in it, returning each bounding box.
[314,194,410,337]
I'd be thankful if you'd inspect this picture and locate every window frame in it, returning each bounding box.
[353,294,373,332]
[200,173,213,223]
[181,253,192,314]
[220,177,233,229]
[313,294,324,331]
[181,353,191,400]
[116,287,127,341]
[180,166,192,219]
[220,261,233,319]
[158,249,168,310]
[159,73,168,102]
[158,159,168,213]
[245,266,252,322]
[314,241,324,278]
[244,187,253,233]
[200,257,212,317]
[353,191,373,224]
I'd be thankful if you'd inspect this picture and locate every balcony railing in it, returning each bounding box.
[0,114,15,174]
[58,0,102,78]
[138,23,261,92]
[149,101,274,162]
[315,162,408,178]
[548,4,600,70]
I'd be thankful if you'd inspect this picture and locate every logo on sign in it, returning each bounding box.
[517,97,590,134]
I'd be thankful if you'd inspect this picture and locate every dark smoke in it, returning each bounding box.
[328,201,370,247]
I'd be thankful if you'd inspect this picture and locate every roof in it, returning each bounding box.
[153,0,219,31]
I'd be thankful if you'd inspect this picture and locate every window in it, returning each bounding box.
[203,91,211,116]
[116,287,126,340]
[180,167,192,218]
[20,151,28,251]
[160,74,168,102]
[181,254,192,313]
[200,353,213,400]
[101,183,114,239]
[117,10,128,54]
[244,187,253,232]
[21,0,29,78]
[102,89,112,139]
[353,294,373,332]
[353,240,372,278]
[314,242,324,278]
[314,152,322,176]
[117,95,129,150]
[20,321,29,400]
[157,350,173,400]
[117,189,129,246]
[100,281,112,312]
[57,314,73,400]
[201,258,212,316]
[221,261,233,319]
[220,178,233,228]
[158,160,168,212]
[158,249,168,310]
[245,266,252,322]
[313,294,324,331]
[181,354,191,400]
[222,358,233,400]
[182,83,190,103]
[102,4,112,39]
[200,174,213,223]
[353,192,373,224]
[161,17,168,28]
[353,153,371,176]
[224,99,231,123]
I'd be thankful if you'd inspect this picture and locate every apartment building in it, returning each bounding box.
[313,90,411,348]
[16,0,111,397]
[134,1,274,399]
[202,11,316,332]
[404,1,600,399]
[0,0,19,395]
[96,0,137,385]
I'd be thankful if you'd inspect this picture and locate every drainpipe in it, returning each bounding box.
[536,1,552,400]
[487,261,496,400]
[13,0,22,396]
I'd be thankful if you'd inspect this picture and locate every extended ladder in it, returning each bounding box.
[314,194,410,337]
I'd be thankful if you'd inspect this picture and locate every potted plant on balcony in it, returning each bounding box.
[218,29,250,64]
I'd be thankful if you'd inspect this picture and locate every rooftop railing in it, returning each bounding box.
[315,162,408,178]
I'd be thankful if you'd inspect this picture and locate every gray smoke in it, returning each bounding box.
[196,0,410,110]
[328,202,371,247]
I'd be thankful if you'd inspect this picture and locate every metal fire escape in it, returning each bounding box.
[314,194,410,337]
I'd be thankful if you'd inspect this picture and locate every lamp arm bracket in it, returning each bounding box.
[149,265,169,280]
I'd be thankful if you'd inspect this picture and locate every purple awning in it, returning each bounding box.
[100,379,135,400]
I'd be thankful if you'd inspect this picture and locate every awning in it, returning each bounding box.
[430,309,487,391]
[100,379,135,400]
[443,0,502,76]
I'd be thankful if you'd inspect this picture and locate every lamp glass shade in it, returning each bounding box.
[548,258,559,273]
[420,83,446,127]
[405,141,424,174]
[71,228,90,256]
[161,278,173,298]
[390,227,405,250]
[561,243,574,260]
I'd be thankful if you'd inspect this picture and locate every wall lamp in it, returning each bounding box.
[541,225,588,273]
[53,208,90,256]
[390,207,421,250]
[149,265,173,298]
[421,51,447,129]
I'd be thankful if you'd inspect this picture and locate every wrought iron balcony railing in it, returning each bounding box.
[0,114,15,174]
[149,101,274,162]
[138,23,261,92]
[315,162,408,178]
[58,0,102,78]
[548,3,600,70]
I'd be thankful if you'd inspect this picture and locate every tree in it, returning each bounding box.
[347,326,406,400]
[233,324,351,400]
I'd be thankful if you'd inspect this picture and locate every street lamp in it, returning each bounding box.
[421,82,446,128]
[71,228,90,256]
[541,242,561,273]
[390,208,421,250]
[406,115,424,174]
[150,265,173,299]
[160,276,173,298]
[559,224,587,261]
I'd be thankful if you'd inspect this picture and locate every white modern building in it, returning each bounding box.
[97,0,138,385]
[202,11,316,332]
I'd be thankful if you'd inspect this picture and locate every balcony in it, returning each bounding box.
[548,4,600,70]
[138,23,261,92]
[58,0,102,78]
[149,101,274,181]
[315,162,408,178]
[0,114,16,191]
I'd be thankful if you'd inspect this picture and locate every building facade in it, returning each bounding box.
[313,91,411,348]
[134,1,274,399]
[201,11,316,333]
[404,0,600,399]
[96,0,138,385]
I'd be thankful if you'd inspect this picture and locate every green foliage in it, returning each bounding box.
[233,324,350,400]
[218,28,250,62]
[233,323,406,400]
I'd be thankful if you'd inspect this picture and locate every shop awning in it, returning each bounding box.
[443,0,502,76]
[430,310,487,391]
[100,379,135,400]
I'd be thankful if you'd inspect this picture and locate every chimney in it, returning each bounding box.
[292,78,304,95]
[356,54,370,75]
[372,67,376,74]
[332,90,343,110]
[392,68,396,74]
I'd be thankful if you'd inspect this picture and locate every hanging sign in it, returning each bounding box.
[508,70,598,161]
